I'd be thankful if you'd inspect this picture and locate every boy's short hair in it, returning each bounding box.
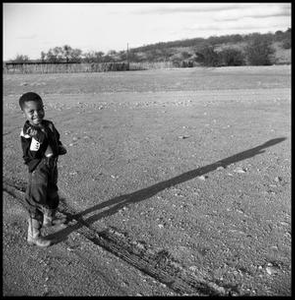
[19,92,43,110]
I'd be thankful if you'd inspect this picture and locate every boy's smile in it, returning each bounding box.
[22,101,45,127]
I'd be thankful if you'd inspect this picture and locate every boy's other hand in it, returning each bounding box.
[58,145,67,155]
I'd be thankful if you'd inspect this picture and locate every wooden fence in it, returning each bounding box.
[3,61,181,74]
[3,62,131,74]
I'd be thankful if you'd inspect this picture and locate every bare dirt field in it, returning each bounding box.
[3,66,291,296]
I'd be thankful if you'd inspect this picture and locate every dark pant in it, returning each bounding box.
[25,157,59,220]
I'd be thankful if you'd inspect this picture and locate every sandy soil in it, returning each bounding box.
[3,66,291,296]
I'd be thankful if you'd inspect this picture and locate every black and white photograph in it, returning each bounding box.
[3,2,291,296]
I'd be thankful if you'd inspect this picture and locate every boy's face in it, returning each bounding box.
[22,101,45,127]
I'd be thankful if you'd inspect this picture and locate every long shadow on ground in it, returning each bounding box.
[49,137,286,243]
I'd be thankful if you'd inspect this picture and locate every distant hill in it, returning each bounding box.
[128,28,291,66]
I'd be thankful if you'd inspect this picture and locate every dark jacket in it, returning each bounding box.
[20,119,63,172]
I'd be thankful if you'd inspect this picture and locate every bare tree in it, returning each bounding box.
[11,54,30,62]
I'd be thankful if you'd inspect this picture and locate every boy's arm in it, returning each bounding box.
[20,129,43,162]
[49,121,67,155]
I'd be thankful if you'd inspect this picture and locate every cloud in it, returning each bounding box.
[133,3,291,17]
[185,16,290,33]
[17,34,38,40]
[212,4,291,21]
[134,4,241,15]
[220,12,291,22]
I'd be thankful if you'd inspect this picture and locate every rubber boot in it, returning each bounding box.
[42,208,54,227]
[43,208,67,229]
[27,218,51,247]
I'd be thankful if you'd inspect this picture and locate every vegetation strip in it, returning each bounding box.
[3,178,234,296]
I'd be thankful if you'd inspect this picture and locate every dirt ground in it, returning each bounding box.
[3,66,291,296]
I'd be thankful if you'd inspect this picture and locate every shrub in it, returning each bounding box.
[219,48,245,66]
[245,35,275,65]
[281,39,291,49]
[194,44,221,67]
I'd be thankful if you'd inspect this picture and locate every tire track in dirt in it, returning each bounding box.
[3,177,236,296]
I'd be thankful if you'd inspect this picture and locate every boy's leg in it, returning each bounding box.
[42,189,59,227]
[25,160,52,246]
[27,213,51,247]
[25,160,49,211]
[42,160,66,228]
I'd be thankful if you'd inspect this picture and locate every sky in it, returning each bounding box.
[3,2,292,61]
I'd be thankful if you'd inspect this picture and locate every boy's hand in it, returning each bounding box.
[26,127,38,137]
[58,144,67,155]
[26,126,46,143]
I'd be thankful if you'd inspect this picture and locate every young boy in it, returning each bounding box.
[19,92,67,247]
